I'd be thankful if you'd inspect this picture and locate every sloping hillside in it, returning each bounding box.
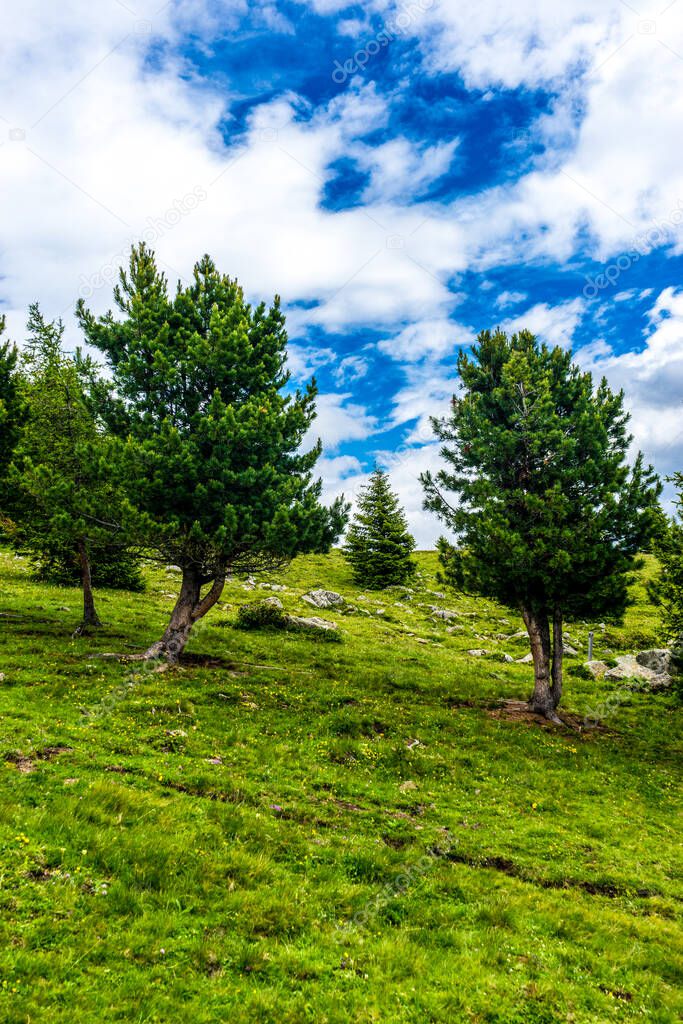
[0,548,680,1023]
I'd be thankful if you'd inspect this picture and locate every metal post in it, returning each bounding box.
[588,630,594,662]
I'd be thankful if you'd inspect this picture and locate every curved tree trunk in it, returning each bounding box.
[141,567,226,664]
[73,538,102,636]
[521,606,562,722]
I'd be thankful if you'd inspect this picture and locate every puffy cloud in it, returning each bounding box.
[378,318,474,363]
[577,287,683,483]
[500,298,586,349]
[303,392,380,451]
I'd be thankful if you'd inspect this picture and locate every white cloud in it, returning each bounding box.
[378,318,473,363]
[500,298,586,349]
[304,392,380,451]
[577,287,683,482]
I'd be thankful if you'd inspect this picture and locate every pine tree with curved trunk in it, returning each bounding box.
[343,467,416,588]
[422,328,661,721]
[77,244,348,664]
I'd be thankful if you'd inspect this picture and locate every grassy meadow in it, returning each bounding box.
[0,547,680,1023]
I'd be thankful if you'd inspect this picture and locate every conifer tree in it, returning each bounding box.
[0,316,24,514]
[10,305,124,633]
[343,467,416,588]
[422,328,661,720]
[649,478,683,679]
[77,244,348,663]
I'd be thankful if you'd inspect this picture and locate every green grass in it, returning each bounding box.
[0,547,680,1023]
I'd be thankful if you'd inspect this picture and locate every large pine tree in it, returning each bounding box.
[343,467,416,588]
[77,244,348,663]
[422,328,661,720]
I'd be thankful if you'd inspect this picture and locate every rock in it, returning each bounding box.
[262,596,284,611]
[285,614,338,633]
[636,649,672,675]
[563,644,579,657]
[429,607,460,621]
[302,589,345,609]
[468,649,491,657]
[508,631,528,641]
[516,653,534,664]
[0,673,5,682]
[501,654,514,664]
[446,625,465,634]
[399,780,418,793]
[604,654,671,690]
[375,608,386,616]
[584,660,609,679]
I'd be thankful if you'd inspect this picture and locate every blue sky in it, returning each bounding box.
[2,1,683,543]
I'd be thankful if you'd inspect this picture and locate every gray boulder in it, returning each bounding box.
[636,649,672,675]
[604,654,671,690]
[286,614,338,633]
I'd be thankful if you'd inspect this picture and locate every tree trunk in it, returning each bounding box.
[551,606,563,709]
[140,567,226,664]
[521,606,562,722]
[73,538,102,636]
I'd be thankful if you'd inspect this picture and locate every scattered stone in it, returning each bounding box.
[508,630,528,641]
[0,673,5,682]
[207,757,223,765]
[375,608,386,616]
[302,589,345,609]
[468,649,491,657]
[262,596,284,611]
[501,654,514,664]
[446,625,465,634]
[563,644,579,657]
[165,729,187,738]
[399,780,418,793]
[429,607,460,621]
[516,653,534,664]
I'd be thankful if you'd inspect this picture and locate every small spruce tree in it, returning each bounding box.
[343,468,416,588]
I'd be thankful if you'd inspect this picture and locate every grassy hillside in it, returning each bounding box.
[0,547,680,1023]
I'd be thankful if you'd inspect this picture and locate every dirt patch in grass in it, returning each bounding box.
[488,699,604,732]
[5,745,72,774]
[439,848,659,899]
